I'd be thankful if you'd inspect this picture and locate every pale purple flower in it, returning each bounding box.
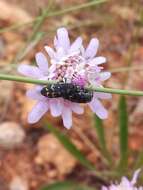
[102,169,143,190]
[18,27,111,129]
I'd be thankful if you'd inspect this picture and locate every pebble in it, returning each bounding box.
[0,122,25,149]
[9,176,28,190]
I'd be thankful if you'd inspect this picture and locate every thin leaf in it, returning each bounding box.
[118,96,128,172]
[44,123,94,170]
[93,115,113,166]
[40,181,96,190]
[41,181,95,190]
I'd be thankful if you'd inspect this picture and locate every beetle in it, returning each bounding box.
[40,82,93,103]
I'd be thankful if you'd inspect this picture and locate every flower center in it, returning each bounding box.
[50,52,87,86]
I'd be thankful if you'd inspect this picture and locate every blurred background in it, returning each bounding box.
[0,0,143,189]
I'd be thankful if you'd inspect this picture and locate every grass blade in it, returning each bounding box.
[94,115,113,166]
[118,96,128,173]
[40,181,96,190]
[45,123,94,170]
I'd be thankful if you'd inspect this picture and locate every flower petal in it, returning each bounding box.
[49,63,57,73]
[121,177,131,187]
[35,52,48,74]
[56,27,70,51]
[100,72,111,81]
[101,187,108,190]
[62,107,72,129]
[88,99,108,119]
[69,37,82,53]
[131,169,141,185]
[45,46,56,59]
[84,38,99,59]
[80,45,85,56]
[18,64,42,78]
[94,92,112,99]
[110,185,118,190]
[101,169,143,190]
[28,101,49,124]
[71,103,84,114]
[54,36,58,48]
[49,99,62,117]
[88,56,106,65]
[56,47,65,60]
[26,87,46,101]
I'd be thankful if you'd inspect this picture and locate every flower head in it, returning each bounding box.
[102,169,143,190]
[18,27,111,129]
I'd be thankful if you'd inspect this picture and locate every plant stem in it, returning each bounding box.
[0,73,143,96]
[117,96,128,174]
[0,74,54,85]
[87,85,143,96]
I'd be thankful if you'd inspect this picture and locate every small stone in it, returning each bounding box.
[0,122,25,149]
[9,176,28,190]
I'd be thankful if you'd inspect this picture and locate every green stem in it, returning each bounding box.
[1,73,143,96]
[0,74,54,85]
[87,85,143,96]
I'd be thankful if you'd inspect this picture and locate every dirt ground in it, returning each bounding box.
[0,0,143,189]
